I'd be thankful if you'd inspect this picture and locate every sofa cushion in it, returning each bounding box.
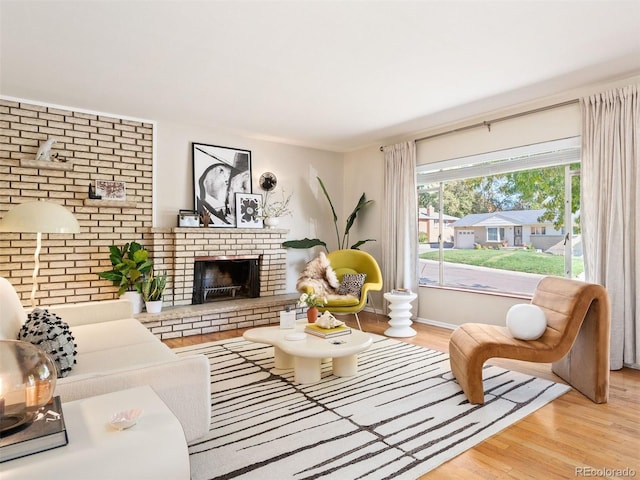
[47,299,134,327]
[18,308,77,377]
[70,318,159,354]
[325,293,360,307]
[67,342,176,377]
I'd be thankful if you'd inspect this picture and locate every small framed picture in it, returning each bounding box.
[178,210,200,227]
[235,193,263,228]
[95,180,126,201]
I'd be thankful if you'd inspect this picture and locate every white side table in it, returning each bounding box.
[2,385,190,480]
[384,291,418,337]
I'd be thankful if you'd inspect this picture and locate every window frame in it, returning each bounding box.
[486,227,505,242]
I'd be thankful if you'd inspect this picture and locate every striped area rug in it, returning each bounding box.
[174,335,569,480]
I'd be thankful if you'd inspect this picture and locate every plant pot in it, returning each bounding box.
[307,306,318,323]
[263,216,280,228]
[145,300,163,314]
[122,291,143,314]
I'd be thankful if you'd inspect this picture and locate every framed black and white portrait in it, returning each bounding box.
[235,193,263,228]
[192,143,252,227]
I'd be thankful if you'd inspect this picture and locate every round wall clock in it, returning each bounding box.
[259,172,278,191]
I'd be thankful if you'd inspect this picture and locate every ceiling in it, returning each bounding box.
[1,1,639,152]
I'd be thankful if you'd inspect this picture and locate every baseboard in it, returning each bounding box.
[414,317,457,331]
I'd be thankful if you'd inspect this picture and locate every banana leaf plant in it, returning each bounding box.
[97,242,153,295]
[283,177,375,252]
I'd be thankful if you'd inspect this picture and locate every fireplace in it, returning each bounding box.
[192,255,260,304]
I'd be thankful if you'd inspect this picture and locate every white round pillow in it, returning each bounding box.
[506,304,547,340]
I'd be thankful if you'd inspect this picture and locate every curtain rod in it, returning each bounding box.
[379,98,579,151]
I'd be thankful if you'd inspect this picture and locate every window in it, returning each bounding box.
[487,228,505,242]
[417,137,583,296]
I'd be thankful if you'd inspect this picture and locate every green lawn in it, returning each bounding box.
[419,248,584,277]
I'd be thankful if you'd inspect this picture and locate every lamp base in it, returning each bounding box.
[1,411,32,433]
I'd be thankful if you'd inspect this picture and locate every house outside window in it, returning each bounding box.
[417,137,583,296]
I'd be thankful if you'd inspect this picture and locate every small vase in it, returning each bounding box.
[263,216,279,228]
[145,300,163,314]
[307,306,318,323]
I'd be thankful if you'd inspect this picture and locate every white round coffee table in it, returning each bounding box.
[384,291,418,337]
[243,323,372,384]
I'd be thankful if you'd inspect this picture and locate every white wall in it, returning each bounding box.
[342,144,385,307]
[418,287,527,328]
[155,119,344,292]
[342,144,384,258]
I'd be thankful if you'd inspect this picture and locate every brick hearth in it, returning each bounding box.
[136,293,301,340]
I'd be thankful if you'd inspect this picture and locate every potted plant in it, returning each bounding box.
[141,270,168,313]
[260,189,293,228]
[283,177,374,251]
[97,242,153,314]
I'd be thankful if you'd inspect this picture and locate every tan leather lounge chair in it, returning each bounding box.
[449,276,610,404]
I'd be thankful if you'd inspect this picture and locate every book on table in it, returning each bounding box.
[0,396,68,463]
[304,323,351,338]
[391,288,413,295]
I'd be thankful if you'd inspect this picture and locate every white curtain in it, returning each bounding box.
[581,84,639,370]
[382,141,419,315]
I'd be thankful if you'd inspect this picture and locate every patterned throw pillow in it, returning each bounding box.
[337,273,367,297]
[18,308,77,378]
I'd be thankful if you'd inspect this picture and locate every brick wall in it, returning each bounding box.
[0,99,154,305]
[0,99,289,309]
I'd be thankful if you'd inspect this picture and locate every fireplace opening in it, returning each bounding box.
[192,256,260,304]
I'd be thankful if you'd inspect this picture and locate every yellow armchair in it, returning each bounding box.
[303,249,383,330]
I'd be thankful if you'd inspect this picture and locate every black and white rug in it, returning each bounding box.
[174,335,570,480]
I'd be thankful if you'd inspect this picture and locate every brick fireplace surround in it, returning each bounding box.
[0,99,300,340]
[137,227,301,339]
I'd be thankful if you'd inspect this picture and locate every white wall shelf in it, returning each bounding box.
[84,198,138,208]
[19,158,73,171]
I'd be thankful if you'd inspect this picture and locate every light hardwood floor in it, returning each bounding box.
[164,311,640,479]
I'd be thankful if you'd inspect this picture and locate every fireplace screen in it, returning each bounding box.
[192,256,260,304]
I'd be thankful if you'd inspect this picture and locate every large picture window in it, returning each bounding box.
[417,137,583,296]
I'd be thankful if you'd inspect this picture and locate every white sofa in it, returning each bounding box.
[0,277,211,443]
